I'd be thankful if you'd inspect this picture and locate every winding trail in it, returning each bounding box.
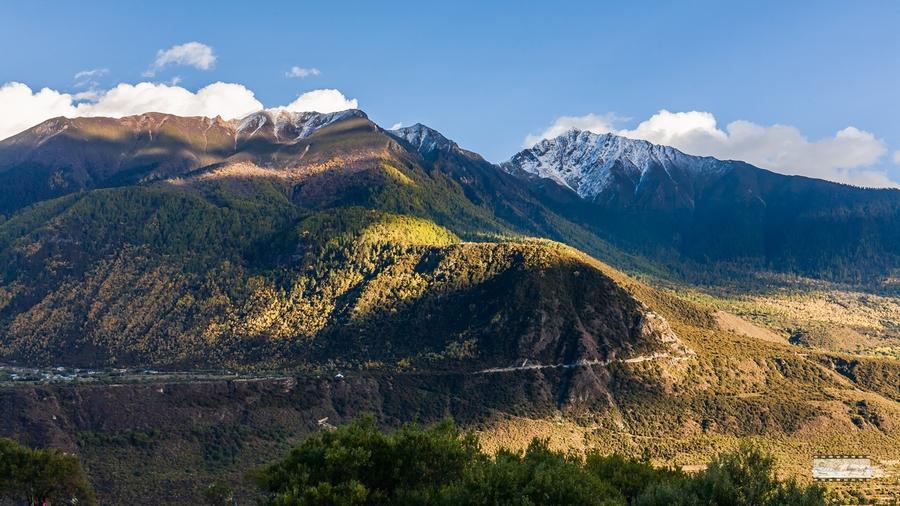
[475,351,694,374]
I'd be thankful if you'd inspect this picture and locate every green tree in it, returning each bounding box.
[0,437,96,506]
[203,480,236,506]
[249,416,480,505]
[585,453,684,503]
[636,443,825,506]
[694,444,824,506]
[442,439,625,506]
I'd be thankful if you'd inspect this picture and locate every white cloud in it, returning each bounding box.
[73,68,109,88]
[282,89,358,113]
[74,82,263,119]
[0,81,362,141]
[74,68,107,80]
[285,66,321,78]
[0,82,79,140]
[893,150,900,164]
[72,89,104,102]
[527,110,896,188]
[72,69,110,103]
[145,42,216,76]
[619,110,726,146]
[523,113,622,147]
[389,122,403,130]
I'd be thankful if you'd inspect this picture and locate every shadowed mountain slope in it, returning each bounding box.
[505,129,900,282]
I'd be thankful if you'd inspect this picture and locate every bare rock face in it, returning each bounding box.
[640,310,693,356]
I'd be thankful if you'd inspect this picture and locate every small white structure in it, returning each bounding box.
[812,456,881,480]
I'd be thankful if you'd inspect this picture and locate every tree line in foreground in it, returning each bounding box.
[2,416,827,505]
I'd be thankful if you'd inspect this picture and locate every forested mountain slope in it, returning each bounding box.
[0,113,676,373]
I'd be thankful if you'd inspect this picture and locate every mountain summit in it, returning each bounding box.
[235,109,368,143]
[503,128,900,279]
[503,129,730,210]
[0,109,371,213]
[388,123,460,156]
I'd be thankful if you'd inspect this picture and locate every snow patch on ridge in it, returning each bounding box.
[235,109,367,143]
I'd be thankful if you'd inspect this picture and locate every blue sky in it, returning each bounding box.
[2,1,899,185]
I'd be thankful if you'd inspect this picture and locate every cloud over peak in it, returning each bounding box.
[0,81,360,140]
[282,89,357,113]
[145,42,216,76]
[79,81,263,118]
[526,110,895,188]
[523,113,623,148]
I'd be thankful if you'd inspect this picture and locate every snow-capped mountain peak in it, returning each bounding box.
[387,123,458,155]
[502,129,728,204]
